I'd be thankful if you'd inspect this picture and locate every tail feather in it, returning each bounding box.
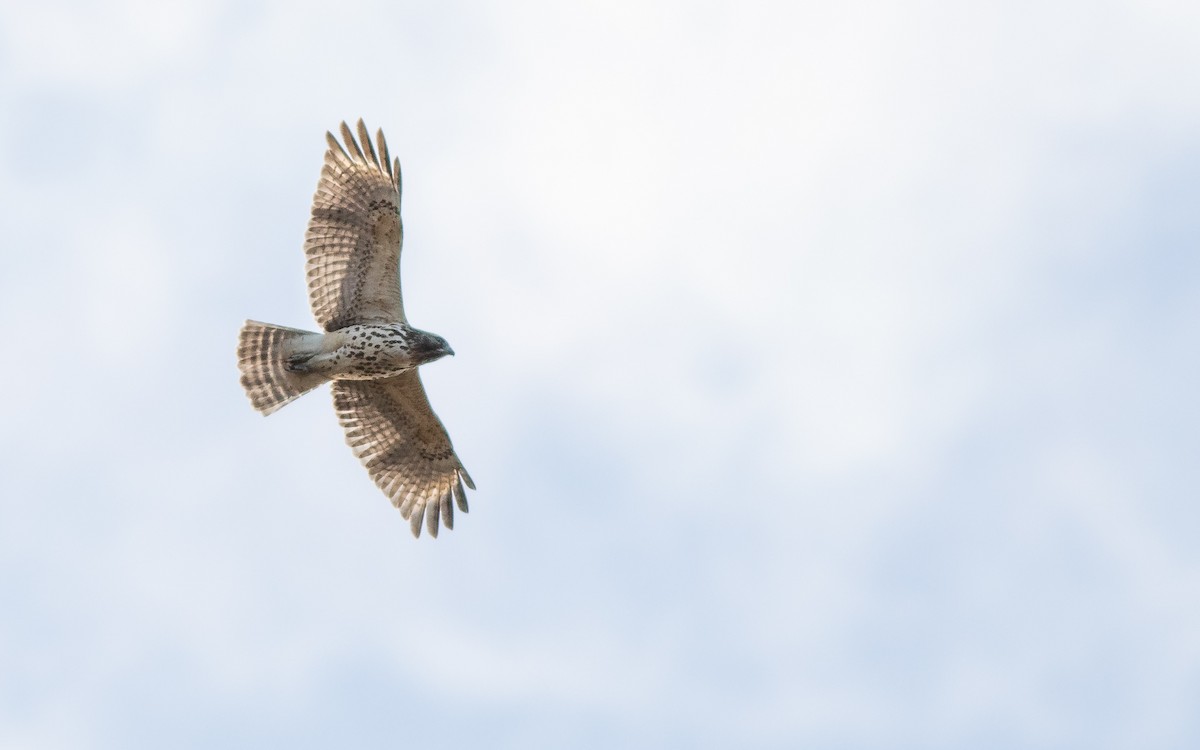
[237,320,328,415]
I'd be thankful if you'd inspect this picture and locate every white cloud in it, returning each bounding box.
[0,0,220,91]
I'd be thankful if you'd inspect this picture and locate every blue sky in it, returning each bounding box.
[2,1,1199,747]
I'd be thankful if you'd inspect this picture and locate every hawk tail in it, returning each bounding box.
[237,320,329,415]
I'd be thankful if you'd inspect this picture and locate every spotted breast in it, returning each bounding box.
[290,324,420,380]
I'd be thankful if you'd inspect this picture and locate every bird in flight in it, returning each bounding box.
[237,119,473,538]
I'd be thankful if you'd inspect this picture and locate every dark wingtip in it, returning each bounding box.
[426,498,440,538]
[453,478,470,513]
[441,491,454,530]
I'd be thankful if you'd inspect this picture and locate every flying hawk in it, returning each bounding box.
[237,120,473,538]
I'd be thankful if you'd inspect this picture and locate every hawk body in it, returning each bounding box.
[288,323,453,381]
[237,120,473,538]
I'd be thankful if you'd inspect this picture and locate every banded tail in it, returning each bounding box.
[237,321,329,415]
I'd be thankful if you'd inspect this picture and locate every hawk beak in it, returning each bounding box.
[445,345,455,356]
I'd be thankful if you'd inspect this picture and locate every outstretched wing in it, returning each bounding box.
[332,371,475,538]
[305,119,405,331]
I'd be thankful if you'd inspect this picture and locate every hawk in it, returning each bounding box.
[237,120,474,538]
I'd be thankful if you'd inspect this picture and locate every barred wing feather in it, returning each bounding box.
[332,371,474,538]
[305,120,405,331]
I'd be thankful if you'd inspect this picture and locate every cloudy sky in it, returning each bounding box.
[2,0,1199,747]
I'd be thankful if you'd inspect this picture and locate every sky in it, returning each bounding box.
[1,0,1199,747]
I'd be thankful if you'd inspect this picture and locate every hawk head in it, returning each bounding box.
[411,330,455,364]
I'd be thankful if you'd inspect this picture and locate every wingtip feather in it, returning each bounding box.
[441,490,454,530]
[356,119,379,169]
[453,477,470,513]
[426,498,440,538]
[325,131,349,162]
[377,128,393,182]
[340,121,366,162]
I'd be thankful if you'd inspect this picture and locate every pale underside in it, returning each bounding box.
[304,120,472,537]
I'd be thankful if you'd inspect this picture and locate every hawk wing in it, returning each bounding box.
[305,120,405,331]
[332,370,474,538]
